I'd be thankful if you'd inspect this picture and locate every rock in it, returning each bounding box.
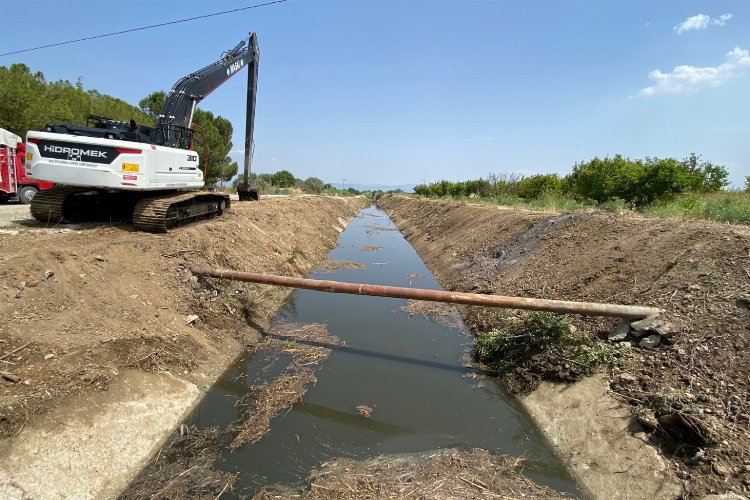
[184,314,199,325]
[608,322,630,342]
[635,408,658,430]
[639,335,661,349]
[44,353,55,360]
[711,461,729,477]
[631,314,677,339]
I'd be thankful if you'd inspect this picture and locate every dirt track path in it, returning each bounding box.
[0,204,34,228]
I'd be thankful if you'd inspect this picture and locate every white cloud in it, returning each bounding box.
[637,47,750,97]
[674,13,733,34]
[715,13,733,26]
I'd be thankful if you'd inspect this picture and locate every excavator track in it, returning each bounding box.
[132,191,231,233]
[31,188,230,233]
[30,186,93,224]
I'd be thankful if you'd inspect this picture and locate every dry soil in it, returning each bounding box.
[0,196,364,441]
[380,195,750,498]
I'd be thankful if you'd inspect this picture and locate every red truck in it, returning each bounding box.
[1,128,54,204]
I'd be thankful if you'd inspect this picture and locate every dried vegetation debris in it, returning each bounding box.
[317,260,367,272]
[0,340,116,439]
[113,336,199,373]
[230,370,317,448]
[399,299,464,329]
[363,224,399,233]
[230,323,341,448]
[256,448,570,499]
[124,322,339,497]
[380,196,750,497]
[121,426,236,500]
[355,404,374,418]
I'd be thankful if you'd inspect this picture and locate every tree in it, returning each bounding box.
[682,153,729,192]
[0,64,152,138]
[0,64,47,136]
[745,176,750,193]
[138,91,165,120]
[270,170,297,187]
[516,174,563,199]
[566,155,645,204]
[302,177,325,193]
[192,110,238,184]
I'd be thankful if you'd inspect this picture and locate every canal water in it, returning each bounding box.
[190,206,578,496]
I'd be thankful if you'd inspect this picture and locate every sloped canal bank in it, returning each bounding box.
[124,206,579,498]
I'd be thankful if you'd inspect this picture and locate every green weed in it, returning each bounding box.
[643,191,750,224]
[472,310,630,376]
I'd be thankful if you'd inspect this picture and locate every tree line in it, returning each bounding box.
[231,169,362,196]
[0,64,237,185]
[414,154,739,206]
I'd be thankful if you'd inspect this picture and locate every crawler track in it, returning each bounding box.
[133,192,230,233]
[29,186,92,224]
[30,187,230,232]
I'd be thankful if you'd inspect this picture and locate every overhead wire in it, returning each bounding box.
[0,0,288,57]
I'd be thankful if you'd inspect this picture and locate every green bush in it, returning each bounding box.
[270,170,297,188]
[301,177,325,194]
[414,179,490,198]
[566,154,729,206]
[516,174,563,199]
[566,155,645,204]
[472,311,630,376]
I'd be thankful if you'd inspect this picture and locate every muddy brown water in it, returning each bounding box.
[189,206,580,497]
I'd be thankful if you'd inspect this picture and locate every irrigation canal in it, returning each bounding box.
[188,206,579,496]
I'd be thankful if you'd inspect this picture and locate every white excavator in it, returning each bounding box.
[25,32,261,232]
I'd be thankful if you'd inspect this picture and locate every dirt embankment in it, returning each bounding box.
[379,196,750,498]
[0,196,364,441]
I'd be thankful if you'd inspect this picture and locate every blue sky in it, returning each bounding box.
[1,0,749,187]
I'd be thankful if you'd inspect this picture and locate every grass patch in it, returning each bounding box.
[472,311,630,377]
[599,198,631,213]
[643,191,750,224]
[407,190,750,225]
[524,193,594,212]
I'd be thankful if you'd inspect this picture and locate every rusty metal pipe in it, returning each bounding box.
[191,268,662,320]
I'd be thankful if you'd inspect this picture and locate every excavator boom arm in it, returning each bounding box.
[155,33,259,149]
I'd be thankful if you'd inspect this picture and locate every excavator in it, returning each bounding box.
[25,32,261,232]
